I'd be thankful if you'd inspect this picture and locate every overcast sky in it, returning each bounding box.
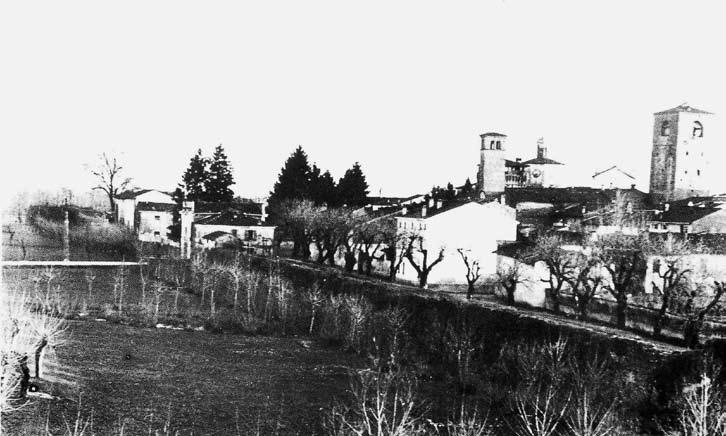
[2,0,725,205]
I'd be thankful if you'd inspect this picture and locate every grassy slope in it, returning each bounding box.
[5,320,363,435]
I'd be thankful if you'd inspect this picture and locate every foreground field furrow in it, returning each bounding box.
[5,320,363,435]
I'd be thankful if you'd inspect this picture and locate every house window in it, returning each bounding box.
[661,121,671,136]
[693,121,703,137]
[490,140,495,149]
[231,229,238,236]
[154,231,160,237]
[496,141,501,150]
[697,169,701,176]
[154,215,160,221]
[245,230,257,241]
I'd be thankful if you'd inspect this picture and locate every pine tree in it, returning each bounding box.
[269,146,313,207]
[181,149,208,201]
[337,162,369,207]
[309,164,338,206]
[205,145,235,202]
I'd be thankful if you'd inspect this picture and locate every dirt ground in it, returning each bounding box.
[4,320,364,435]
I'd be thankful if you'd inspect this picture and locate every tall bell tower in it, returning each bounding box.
[649,104,713,202]
[477,132,506,196]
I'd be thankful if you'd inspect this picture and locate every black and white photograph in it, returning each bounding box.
[3,1,726,434]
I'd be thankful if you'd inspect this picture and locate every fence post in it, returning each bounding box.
[63,210,70,261]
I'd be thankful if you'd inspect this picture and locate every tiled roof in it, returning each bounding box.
[115,189,174,200]
[195,211,272,227]
[366,196,410,206]
[505,159,529,168]
[399,199,490,219]
[137,202,176,212]
[654,104,713,115]
[195,201,264,215]
[592,165,635,179]
[202,230,235,241]
[115,189,152,200]
[505,187,648,209]
[650,205,720,224]
[522,156,563,165]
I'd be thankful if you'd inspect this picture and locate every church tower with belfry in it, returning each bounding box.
[649,103,713,202]
[476,132,506,196]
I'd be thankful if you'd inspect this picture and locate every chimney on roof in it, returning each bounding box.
[664,203,670,212]
[428,198,435,208]
[261,200,268,223]
[537,137,547,159]
[401,207,408,216]
[436,199,443,209]
[516,158,521,162]
[500,194,506,205]
[421,205,427,217]
[581,206,587,215]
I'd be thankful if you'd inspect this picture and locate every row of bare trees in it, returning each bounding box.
[527,232,726,347]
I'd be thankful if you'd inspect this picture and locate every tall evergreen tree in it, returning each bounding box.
[309,164,338,206]
[205,145,235,202]
[269,146,313,208]
[337,162,369,207]
[181,149,208,201]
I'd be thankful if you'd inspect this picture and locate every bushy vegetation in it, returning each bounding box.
[0,289,66,434]
[7,247,726,434]
[25,205,137,260]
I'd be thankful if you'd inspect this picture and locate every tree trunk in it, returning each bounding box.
[684,318,702,348]
[467,282,475,299]
[418,271,429,288]
[344,252,356,273]
[653,297,669,338]
[548,288,560,314]
[615,296,627,329]
[505,285,515,305]
[577,297,589,321]
[365,258,374,276]
[34,336,48,379]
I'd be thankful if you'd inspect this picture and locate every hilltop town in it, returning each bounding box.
[4,102,726,435]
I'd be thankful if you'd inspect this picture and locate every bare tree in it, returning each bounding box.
[681,281,726,348]
[276,199,320,260]
[457,248,481,299]
[596,233,647,329]
[566,253,605,321]
[311,207,357,266]
[387,230,417,281]
[496,260,526,305]
[90,152,132,215]
[346,216,396,275]
[529,234,578,314]
[647,236,693,339]
[404,234,445,288]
